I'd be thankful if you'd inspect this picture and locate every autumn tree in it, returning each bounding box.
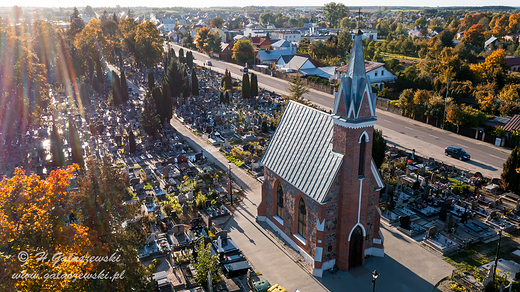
[232,39,254,66]
[195,27,222,54]
[470,48,508,87]
[462,24,485,48]
[211,16,224,28]
[119,16,138,59]
[398,88,415,117]
[242,73,250,99]
[135,20,162,68]
[0,165,96,291]
[323,2,349,28]
[191,68,199,96]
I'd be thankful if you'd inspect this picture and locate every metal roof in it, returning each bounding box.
[504,114,520,132]
[261,101,344,203]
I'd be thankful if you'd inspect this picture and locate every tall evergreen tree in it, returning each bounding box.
[242,73,250,99]
[128,127,136,154]
[186,51,194,68]
[120,70,128,103]
[372,129,387,169]
[152,87,164,122]
[250,73,258,97]
[191,68,199,96]
[162,81,173,122]
[224,69,232,90]
[50,123,65,168]
[165,59,186,98]
[141,92,161,138]
[183,70,191,98]
[69,120,84,167]
[118,51,124,69]
[219,91,224,104]
[225,90,230,104]
[148,71,154,91]
[111,70,122,106]
[501,147,520,194]
[179,48,185,63]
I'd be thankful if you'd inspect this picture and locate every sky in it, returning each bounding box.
[7,0,520,8]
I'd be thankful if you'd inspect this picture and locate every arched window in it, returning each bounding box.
[359,138,366,176]
[277,183,284,219]
[298,198,307,239]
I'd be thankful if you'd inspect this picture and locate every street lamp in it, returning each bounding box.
[372,270,379,292]
[228,161,233,206]
[492,223,506,283]
[438,73,450,130]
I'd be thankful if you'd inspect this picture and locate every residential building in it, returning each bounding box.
[162,18,176,33]
[506,56,520,73]
[271,30,302,43]
[256,49,294,65]
[251,37,274,50]
[350,29,377,41]
[257,30,384,277]
[271,39,297,54]
[336,61,397,90]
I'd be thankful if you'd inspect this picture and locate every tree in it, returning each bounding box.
[69,7,84,39]
[225,90,230,104]
[195,27,222,54]
[182,32,194,49]
[152,86,164,122]
[179,48,185,63]
[135,20,163,68]
[190,240,219,288]
[398,88,415,117]
[259,12,275,25]
[120,70,129,103]
[191,68,199,96]
[323,2,349,28]
[0,165,98,291]
[50,123,65,167]
[141,92,161,138]
[463,24,485,48]
[162,81,173,122]
[128,127,136,153]
[262,121,269,133]
[211,16,224,28]
[186,51,194,68]
[69,120,84,167]
[232,39,254,66]
[111,70,122,106]
[164,59,186,99]
[219,91,224,104]
[224,69,232,90]
[288,74,310,102]
[148,71,156,92]
[501,147,520,194]
[242,73,250,99]
[250,73,258,97]
[119,16,138,58]
[372,129,386,169]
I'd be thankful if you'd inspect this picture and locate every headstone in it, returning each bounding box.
[428,226,438,238]
[399,216,411,229]
[472,198,478,209]
[205,199,212,208]
[439,200,448,221]
[182,203,188,217]
[431,172,436,184]
[446,213,455,230]
[483,265,494,287]
[215,230,227,244]
[516,199,520,212]
[187,190,194,201]
[178,193,186,204]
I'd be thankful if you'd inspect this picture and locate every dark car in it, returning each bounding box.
[445,146,471,161]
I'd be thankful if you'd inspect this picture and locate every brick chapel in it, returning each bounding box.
[257,30,385,277]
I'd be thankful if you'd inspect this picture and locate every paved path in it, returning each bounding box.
[170,117,453,292]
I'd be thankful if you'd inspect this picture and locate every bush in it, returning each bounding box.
[195,191,207,208]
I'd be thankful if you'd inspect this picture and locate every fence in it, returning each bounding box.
[251,65,334,94]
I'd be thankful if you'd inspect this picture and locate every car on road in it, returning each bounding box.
[240,67,248,72]
[206,61,212,66]
[445,146,471,161]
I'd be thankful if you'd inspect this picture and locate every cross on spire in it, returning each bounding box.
[357,9,363,35]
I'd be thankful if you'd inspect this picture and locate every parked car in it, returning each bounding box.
[445,146,471,161]
[206,61,212,66]
[240,67,248,72]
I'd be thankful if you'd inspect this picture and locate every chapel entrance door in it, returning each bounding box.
[348,226,364,269]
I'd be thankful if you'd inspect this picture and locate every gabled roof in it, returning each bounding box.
[503,114,520,132]
[257,49,293,62]
[261,101,344,203]
[277,55,294,63]
[485,36,498,47]
[272,39,292,48]
[285,56,315,71]
[336,61,390,74]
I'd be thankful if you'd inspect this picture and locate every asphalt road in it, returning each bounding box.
[167,43,510,178]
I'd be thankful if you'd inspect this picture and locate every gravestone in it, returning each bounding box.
[182,203,188,217]
[446,213,455,230]
[215,230,228,245]
[488,211,497,221]
[431,172,436,184]
[472,198,478,209]
[461,211,469,224]
[205,199,212,208]
[439,200,448,221]
[427,226,438,238]
[399,216,411,229]
[178,193,186,205]
[187,190,194,201]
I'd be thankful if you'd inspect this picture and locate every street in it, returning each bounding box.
[168,43,510,178]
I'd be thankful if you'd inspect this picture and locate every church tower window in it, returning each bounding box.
[359,138,366,176]
[298,198,307,238]
[277,183,284,219]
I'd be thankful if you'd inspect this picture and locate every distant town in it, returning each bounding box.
[1,4,520,292]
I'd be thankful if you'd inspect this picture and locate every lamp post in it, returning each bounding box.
[228,161,233,206]
[372,270,379,292]
[438,73,450,130]
[492,223,506,283]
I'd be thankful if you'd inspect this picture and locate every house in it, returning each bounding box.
[216,42,234,62]
[256,49,294,65]
[276,55,316,72]
[350,29,377,41]
[336,61,397,90]
[408,27,424,38]
[506,56,520,73]
[250,37,274,50]
[456,31,465,40]
[162,18,176,33]
[485,36,498,48]
[271,39,297,54]
[503,34,519,42]
[271,30,302,43]
[299,66,337,80]
[257,30,384,277]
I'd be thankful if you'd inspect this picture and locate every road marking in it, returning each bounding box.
[382,119,390,122]
[405,126,414,130]
[457,144,468,148]
[429,134,440,139]
[489,154,502,159]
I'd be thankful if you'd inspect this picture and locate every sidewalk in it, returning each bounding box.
[170,117,453,292]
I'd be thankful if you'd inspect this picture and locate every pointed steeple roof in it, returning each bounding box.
[333,30,376,121]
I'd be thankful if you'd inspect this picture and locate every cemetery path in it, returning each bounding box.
[170,117,454,292]
[168,43,508,179]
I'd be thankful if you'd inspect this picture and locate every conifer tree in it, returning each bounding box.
[120,70,128,103]
[225,90,230,104]
[242,73,250,99]
[219,91,224,104]
[183,70,190,98]
[191,68,199,96]
[128,127,136,154]
[250,73,258,97]
[50,123,65,167]
[148,71,154,91]
[141,92,161,138]
[111,70,122,106]
[501,147,520,194]
[162,81,173,122]
[69,120,84,167]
